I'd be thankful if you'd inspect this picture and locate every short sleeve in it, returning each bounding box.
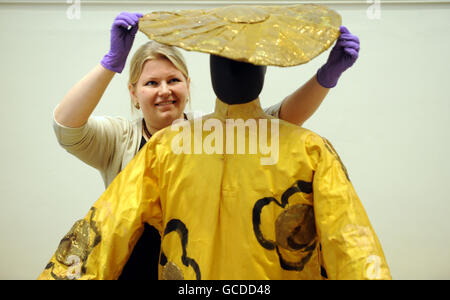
[262,100,283,118]
[53,114,130,172]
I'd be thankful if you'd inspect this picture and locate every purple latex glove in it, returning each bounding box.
[101,12,143,73]
[316,26,360,88]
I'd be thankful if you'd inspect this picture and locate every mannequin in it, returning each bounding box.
[39,55,391,281]
[210,55,266,104]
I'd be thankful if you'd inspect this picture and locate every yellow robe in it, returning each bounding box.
[39,98,391,280]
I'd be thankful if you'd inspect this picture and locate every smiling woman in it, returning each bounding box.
[128,45,191,139]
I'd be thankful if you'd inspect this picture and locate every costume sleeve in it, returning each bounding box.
[53,114,130,172]
[38,142,162,280]
[310,136,391,280]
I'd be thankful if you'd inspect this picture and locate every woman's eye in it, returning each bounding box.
[146,81,158,86]
[169,78,181,84]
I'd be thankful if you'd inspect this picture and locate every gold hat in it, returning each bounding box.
[139,4,341,67]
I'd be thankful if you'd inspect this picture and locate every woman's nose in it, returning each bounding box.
[158,82,172,96]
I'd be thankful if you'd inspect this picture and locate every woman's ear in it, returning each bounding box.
[185,76,190,89]
[128,83,138,106]
[185,77,192,110]
[185,77,191,103]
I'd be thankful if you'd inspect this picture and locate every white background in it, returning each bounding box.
[0,0,449,279]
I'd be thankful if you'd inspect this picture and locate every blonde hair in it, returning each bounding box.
[128,41,191,114]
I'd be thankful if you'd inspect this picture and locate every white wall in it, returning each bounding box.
[0,0,449,279]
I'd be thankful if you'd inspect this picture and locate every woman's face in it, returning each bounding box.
[130,57,190,133]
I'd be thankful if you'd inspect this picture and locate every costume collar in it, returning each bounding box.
[213,98,268,120]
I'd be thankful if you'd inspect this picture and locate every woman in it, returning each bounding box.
[53,12,359,279]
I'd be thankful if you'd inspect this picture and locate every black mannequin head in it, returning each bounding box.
[210,55,267,104]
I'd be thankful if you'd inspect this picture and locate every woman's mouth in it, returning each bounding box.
[155,100,176,107]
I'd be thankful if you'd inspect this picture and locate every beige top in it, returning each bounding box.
[53,102,282,188]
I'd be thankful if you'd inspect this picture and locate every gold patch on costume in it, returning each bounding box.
[162,261,184,280]
[275,204,316,251]
[160,219,201,280]
[253,181,317,272]
[48,207,101,279]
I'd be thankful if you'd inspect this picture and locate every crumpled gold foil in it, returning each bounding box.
[162,261,184,280]
[139,4,341,66]
[55,219,91,266]
[275,203,316,251]
[39,207,102,280]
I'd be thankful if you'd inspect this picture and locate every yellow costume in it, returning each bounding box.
[39,99,391,280]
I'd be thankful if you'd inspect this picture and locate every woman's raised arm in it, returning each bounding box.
[279,26,360,126]
[54,12,142,128]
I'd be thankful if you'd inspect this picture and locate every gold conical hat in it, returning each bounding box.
[139,4,341,67]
